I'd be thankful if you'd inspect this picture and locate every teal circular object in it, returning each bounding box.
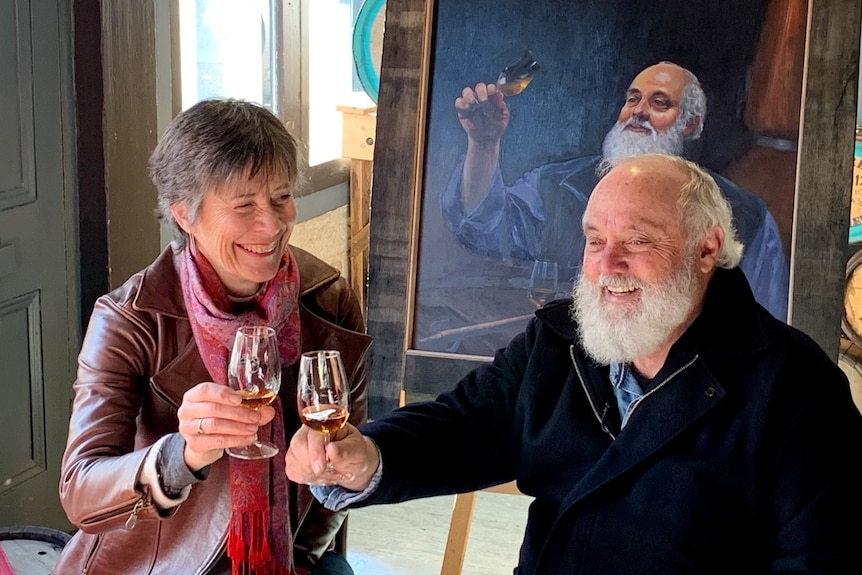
[352,0,385,103]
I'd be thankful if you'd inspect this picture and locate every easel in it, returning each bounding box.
[337,104,377,316]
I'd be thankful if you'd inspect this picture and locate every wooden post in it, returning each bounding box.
[337,104,377,317]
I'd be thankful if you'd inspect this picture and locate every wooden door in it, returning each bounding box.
[0,0,78,530]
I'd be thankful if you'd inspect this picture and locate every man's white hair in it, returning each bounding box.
[621,153,744,269]
[598,63,709,177]
[667,62,706,141]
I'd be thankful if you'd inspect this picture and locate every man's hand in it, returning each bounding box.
[456,82,511,211]
[285,423,379,491]
[455,82,510,146]
[177,381,275,471]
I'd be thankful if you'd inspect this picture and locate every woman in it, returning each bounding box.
[54,98,371,575]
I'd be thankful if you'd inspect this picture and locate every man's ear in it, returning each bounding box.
[698,226,724,273]
[682,115,702,138]
[169,203,191,233]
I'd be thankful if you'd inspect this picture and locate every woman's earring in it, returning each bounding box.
[188,233,197,254]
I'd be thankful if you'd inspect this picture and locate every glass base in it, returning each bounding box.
[226,441,279,460]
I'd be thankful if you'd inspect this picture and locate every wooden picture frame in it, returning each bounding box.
[364,0,862,416]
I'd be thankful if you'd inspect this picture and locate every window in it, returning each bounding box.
[178,0,278,112]
[177,0,375,191]
[308,0,369,165]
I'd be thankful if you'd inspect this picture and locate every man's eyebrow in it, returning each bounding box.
[648,90,675,103]
[583,219,666,233]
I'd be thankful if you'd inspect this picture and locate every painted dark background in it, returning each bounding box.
[413,0,771,356]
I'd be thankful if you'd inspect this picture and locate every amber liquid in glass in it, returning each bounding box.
[497,76,534,97]
[238,388,278,409]
[496,51,539,97]
[300,404,349,435]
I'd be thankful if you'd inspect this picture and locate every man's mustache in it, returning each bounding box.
[622,117,655,134]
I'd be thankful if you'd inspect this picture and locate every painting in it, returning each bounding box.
[363,0,861,416]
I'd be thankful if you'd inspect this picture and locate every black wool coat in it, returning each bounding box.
[356,268,862,574]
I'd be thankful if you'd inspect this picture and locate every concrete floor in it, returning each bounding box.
[345,490,530,575]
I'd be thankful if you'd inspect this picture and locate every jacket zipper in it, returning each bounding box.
[81,489,222,575]
[80,486,152,528]
[626,355,699,422]
[79,532,102,575]
[571,345,617,440]
[124,489,152,529]
[570,344,699,435]
[80,488,151,573]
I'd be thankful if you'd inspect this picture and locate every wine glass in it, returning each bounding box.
[496,50,540,97]
[226,325,282,460]
[460,50,540,120]
[297,350,351,478]
[528,259,559,308]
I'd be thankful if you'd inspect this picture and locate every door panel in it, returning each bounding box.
[0,0,78,530]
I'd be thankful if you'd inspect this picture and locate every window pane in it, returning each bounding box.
[308,0,374,166]
[179,0,277,112]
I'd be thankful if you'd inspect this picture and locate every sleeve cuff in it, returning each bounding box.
[139,434,193,510]
[310,450,384,511]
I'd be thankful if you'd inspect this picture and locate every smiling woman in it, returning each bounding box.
[53,98,372,575]
[169,173,297,298]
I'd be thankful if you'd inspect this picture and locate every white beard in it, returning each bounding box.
[600,116,686,169]
[570,253,699,365]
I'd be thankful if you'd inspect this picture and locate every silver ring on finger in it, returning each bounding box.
[196,418,205,435]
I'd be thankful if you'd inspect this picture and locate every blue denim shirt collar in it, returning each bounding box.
[610,362,645,428]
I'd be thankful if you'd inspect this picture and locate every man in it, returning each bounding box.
[443,61,789,320]
[287,155,862,574]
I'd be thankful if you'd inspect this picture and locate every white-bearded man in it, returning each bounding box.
[287,154,862,575]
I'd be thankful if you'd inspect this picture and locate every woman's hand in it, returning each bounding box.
[177,381,275,470]
[285,423,379,491]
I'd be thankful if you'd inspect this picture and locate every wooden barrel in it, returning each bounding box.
[837,336,862,414]
[842,248,862,348]
[0,525,69,574]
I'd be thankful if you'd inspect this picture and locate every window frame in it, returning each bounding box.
[172,0,350,197]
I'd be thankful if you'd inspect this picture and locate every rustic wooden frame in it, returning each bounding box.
[364,0,862,416]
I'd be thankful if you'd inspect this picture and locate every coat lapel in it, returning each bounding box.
[562,357,725,512]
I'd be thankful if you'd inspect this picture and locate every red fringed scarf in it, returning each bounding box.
[177,243,298,575]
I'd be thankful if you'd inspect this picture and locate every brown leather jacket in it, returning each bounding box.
[53,244,372,575]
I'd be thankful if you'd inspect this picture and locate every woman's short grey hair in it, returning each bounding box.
[149,98,300,246]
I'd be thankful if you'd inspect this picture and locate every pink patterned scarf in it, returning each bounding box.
[178,243,299,575]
